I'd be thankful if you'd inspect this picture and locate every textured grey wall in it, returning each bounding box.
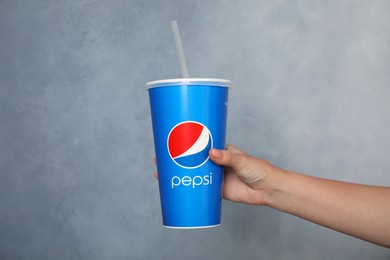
[1,0,389,259]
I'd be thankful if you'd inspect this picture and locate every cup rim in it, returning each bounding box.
[146,78,231,89]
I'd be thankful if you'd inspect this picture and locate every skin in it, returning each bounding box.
[153,144,390,248]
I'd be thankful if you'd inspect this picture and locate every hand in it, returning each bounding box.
[209,144,279,205]
[153,144,282,205]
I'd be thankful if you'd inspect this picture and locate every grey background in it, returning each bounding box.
[1,0,389,259]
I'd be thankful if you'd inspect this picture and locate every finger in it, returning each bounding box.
[209,148,233,166]
[154,171,158,180]
[153,157,157,165]
[209,148,247,171]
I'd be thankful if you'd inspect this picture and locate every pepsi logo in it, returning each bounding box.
[167,121,213,169]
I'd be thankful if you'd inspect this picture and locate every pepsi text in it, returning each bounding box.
[171,172,213,189]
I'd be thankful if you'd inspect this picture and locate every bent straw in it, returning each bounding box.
[171,20,190,78]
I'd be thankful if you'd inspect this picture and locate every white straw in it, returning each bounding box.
[171,20,190,78]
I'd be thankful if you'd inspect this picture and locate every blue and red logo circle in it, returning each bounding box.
[167,121,213,169]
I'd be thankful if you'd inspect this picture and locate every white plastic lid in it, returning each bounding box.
[146,78,231,89]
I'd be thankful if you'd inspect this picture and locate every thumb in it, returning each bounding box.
[209,146,248,172]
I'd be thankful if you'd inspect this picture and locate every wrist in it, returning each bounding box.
[262,166,293,208]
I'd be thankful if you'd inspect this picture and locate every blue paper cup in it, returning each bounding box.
[147,78,230,229]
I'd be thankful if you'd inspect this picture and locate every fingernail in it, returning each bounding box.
[210,148,222,159]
